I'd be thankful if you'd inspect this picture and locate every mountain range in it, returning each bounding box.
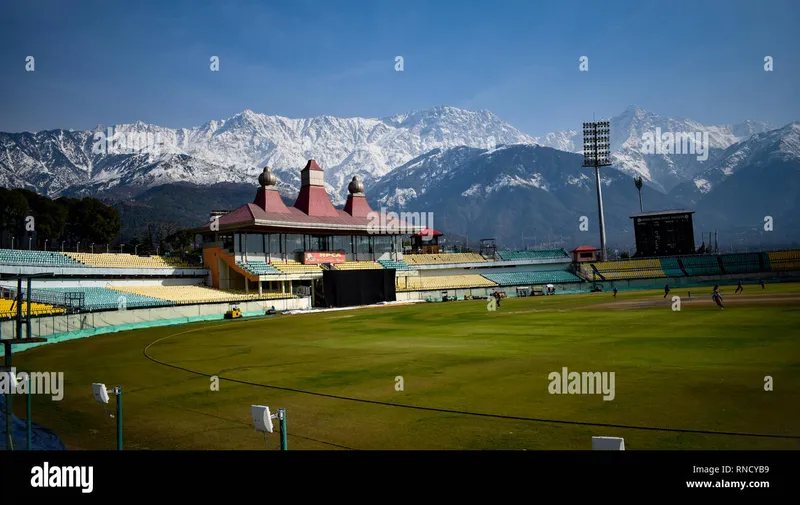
[1,106,797,250]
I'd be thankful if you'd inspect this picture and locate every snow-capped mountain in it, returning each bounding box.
[669,122,800,225]
[692,122,800,194]
[0,106,535,204]
[368,143,675,247]
[367,123,800,248]
[531,105,775,193]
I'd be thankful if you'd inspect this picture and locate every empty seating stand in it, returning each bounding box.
[377,259,412,271]
[591,259,667,280]
[270,260,322,274]
[237,261,282,275]
[658,257,684,277]
[0,299,65,319]
[0,249,85,267]
[63,252,192,269]
[496,249,569,261]
[31,287,171,311]
[402,253,486,265]
[766,250,800,271]
[110,285,290,303]
[397,274,497,291]
[481,270,582,286]
[334,261,383,270]
[680,255,722,276]
[720,253,761,274]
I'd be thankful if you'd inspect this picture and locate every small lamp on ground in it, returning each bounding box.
[251,405,287,450]
[592,436,624,450]
[92,383,123,450]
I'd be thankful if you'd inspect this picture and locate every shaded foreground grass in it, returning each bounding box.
[11,282,800,450]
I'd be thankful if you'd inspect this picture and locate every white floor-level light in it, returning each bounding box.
[592,436,625,450]
[251,405,287,450]
[92,383,122,450]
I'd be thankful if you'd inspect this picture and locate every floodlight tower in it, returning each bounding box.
[582,121,612,261]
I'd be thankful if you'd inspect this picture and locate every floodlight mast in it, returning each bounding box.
[582,121,612,261]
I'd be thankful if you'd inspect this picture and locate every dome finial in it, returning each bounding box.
[348,175,364,194]
[258,165,277,188]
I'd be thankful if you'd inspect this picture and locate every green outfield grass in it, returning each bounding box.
[9,281,800,450]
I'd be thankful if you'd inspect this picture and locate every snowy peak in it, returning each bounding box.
[695,121,800,188]
[531,105,777,193]
[0,106,535,203]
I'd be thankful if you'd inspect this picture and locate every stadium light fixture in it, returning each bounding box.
[582,120,612,261]
[633,176,644,213]
[91,383,123,450]
[251,405,288,450]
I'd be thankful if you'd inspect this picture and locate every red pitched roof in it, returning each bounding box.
[410,228,442,238]
[294,185,340,217]
[570,245,599,252]
[301,160,323,172]
[343,193,373,218]
[253,187,291,213]
[195,159,424,235]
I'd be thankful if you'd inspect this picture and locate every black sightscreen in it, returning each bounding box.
[322,269,396,307]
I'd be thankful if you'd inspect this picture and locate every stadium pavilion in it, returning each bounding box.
[191,160,422,304]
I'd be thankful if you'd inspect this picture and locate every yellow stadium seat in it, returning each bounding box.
[402,253,486,265]
[0,299,65,319]
[108,285,291,304]
[62,252,192,269]
[396,274,497,291]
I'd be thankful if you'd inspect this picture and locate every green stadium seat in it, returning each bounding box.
[0,249,86,268]
[659,257,684,277]
[481,270,581,286]
[720,253,762,274]
[377,259,412,271]
[680,255,722,276]
[236,261,282,275]
[496,249,570,261]
[31,287,171,311]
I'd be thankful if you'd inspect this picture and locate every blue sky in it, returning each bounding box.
[1,0,798,135]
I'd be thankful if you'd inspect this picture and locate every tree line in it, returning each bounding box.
[0,188,120,250]
[0,188,198,259]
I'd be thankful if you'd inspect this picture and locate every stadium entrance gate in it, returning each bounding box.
[321,269,396,308]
